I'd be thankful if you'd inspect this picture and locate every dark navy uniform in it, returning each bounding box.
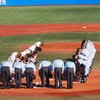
[25,62,36,88]
[53,59,64,89]
[39,60,52,87]
[13,61,25,88]
[1,61,13,89]
[64,61,76,89]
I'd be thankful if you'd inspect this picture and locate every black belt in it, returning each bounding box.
[26,68,33,69]
[2,66,9,68]
[42,67,49,69]
[67,67,73,69]
[55,67,62,68]
[55,67,62,69]
[15,68,22,69]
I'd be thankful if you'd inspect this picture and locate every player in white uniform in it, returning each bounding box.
[81,39,96,60]
[28,41,44,52]
[7,52,19,83]
[20,41,44,64]
[78,39,96,83]
[20,49,31,57]
[8,52,18,64]
[77,46,89,83]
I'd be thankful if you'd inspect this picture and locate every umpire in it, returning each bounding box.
[53,58,64,89]
[64,59,76,89]
[25,58,36,88]
[13,58,25,88]
[38,60,52,87]
[1,61,13,89]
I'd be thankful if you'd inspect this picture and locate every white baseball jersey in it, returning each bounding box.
[21,49,30,56]
[81,48,91,58]
[30,54,37,63]
[78,54,88,61]
[78,59,87,66]
[8,52,18,63]
[86,40,95,49]
[28,41,42,52]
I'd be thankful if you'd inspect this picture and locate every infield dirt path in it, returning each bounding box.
[0,23,100,96]
[0,23,100,36]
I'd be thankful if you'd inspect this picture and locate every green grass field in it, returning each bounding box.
[0,5,100,25]
[0,5,100,100]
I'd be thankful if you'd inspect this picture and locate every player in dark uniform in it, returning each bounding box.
[1,61,13,89]
[13,58,25,88]
[53,58,64,89]
[38,60,52,87]
[25,58,36,88]
[64,60,76,89]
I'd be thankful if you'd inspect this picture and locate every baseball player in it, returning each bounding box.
[28,41,44,52]
[77,41,95,83]
[0,63,2,81]
[53,58,64,89]
[38,60,53,87]
[29,47,42,64]
[64,60,76,89]
[25,57,36,88]
[81,39,96,60]
[1,61,13,89]
[20,49,31,57]
[85,40,96,70]
[20,41,44,64]
[13,58,25,88]
[7,52,19,64]
[77,45,89,82]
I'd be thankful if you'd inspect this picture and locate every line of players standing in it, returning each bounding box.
[38,39,96,89]
[0,41,44,89]
[73,39,96,83]
[0,40,96,89]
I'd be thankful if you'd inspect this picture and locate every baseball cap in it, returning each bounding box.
[35,41,44,47]
[12,52,18,55]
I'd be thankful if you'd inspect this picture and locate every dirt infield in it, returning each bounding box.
[21,42,100,52]
[0,23,100,36]
[0,23,100,96]
[0,70,100,96]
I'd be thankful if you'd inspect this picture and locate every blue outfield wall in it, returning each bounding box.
[0,0,100,6]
